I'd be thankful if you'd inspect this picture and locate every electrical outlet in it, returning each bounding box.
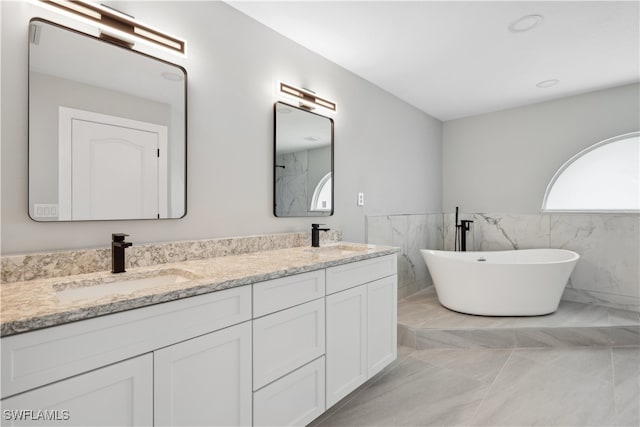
[357,192,364,207]
[34,203,58,218]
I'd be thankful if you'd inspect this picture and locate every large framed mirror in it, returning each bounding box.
[28,19,187,221]
[274,102,334,217]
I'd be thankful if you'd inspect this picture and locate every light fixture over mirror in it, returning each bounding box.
[278,82,336,113]
[41,0,185,53]
[28,19,187,221]
[274,102,334,217]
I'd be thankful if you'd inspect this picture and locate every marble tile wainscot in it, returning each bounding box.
[366,213,443,299]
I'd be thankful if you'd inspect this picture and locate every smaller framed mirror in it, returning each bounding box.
[274,102,334,217]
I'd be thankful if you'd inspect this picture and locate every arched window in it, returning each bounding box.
[542,132,639,212]
[311,172,332,212]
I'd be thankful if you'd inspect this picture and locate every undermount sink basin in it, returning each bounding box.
[54,270,194,303]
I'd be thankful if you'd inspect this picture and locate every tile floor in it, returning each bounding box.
[311,290,640,427]
[398,288,640,349]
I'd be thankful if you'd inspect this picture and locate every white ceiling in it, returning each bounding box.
[228,1,640,121]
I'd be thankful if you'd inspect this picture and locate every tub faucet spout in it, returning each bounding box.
[459,220,473,252]
[455,206,473,251]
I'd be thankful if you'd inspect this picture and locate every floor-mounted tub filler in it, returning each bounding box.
[420,249,580,316]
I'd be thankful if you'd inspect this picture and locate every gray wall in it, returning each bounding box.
[1,1,442,254]
[443,83,640,214]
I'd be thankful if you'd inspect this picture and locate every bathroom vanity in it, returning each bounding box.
[0,243,397,426]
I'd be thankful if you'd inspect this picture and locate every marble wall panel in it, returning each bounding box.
[472,213,550,251]
[550,214,640,311]
[445,213,550,251]
[274,151,309,217]
[366,214,443,299]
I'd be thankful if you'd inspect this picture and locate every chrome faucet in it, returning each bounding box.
[112,233,132,273]
[311,224,330,247]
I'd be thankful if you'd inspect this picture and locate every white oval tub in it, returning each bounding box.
[420,249,579,316]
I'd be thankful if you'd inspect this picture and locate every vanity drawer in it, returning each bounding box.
[253,298,325,390]
[1,286,251,399]
[253,270,325,317]
[253,356,325,427]
[326,254,397,295]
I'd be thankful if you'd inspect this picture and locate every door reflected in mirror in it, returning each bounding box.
[274,102,334,217]
[28,19,187,221]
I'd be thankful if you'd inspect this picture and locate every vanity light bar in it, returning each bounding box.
[48,0,100,19]
[42,0,185,54]
[279,82,337,112]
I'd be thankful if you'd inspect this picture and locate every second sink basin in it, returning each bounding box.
[54,269,195,303]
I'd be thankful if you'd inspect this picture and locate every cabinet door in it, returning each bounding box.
[367,275,398,377]
[325,284,367,409]
[154,322,252,427]
[0,354,152,427]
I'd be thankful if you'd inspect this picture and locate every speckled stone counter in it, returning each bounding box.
[1,243,398,337]
[1,230,343,284]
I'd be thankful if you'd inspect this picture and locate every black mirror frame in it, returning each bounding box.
[273,101,334,217]
[27,18,188,222]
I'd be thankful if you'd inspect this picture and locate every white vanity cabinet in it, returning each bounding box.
[325,255,398,409]
[1,251,398,427]
[253,298,325,390]
[0,286,252,427]
[325,284,368,407]
[0,354,153,427]
[253,356,325,427]
[366,275,398,375]
[251,270,326,427]
[154,322,252,427]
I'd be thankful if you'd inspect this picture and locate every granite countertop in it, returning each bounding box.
[0,243,398,337]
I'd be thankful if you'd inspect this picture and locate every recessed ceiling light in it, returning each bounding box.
[508,14,544,33]
[536,79,559,88]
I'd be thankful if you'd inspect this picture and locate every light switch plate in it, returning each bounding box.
[357,192,364,207]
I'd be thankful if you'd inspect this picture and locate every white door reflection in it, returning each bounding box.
[58,108,168,220]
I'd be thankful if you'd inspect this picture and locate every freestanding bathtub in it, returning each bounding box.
[420,249,580,316]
